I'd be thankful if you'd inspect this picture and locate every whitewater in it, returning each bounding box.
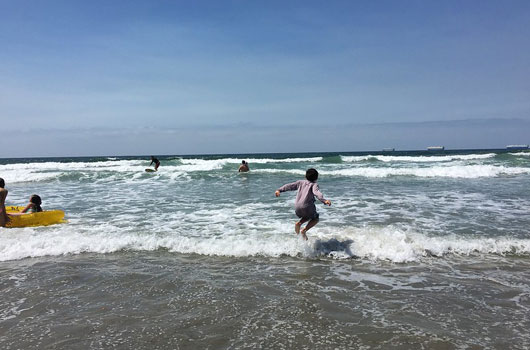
[1,150,530,262]
[1,149,530,349]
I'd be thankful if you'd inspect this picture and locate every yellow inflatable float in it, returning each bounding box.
[5,206,66,228]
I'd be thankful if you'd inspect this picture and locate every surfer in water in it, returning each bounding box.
[275,168,331,240]
[150,156,160,171]
[238,160,249,172]
[0,178,9,227]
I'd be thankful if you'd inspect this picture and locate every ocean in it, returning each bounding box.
[1,150,529,349]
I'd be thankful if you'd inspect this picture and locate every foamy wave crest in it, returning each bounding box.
[329,165,530,178]
[0,228,305,262]
[176,159,230,171]
[0,162,70,183]
[0,160,148,183]
[258,165,530,178]
[341,154,496,163]
[2,224,530,263]
[0,170,63,183]
[312,226,530,262]
[178,157,322,171]
[0,157,323,183]
[245,157,323,163]
[255,169,307,176]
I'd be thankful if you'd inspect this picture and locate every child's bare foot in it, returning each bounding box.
[301,228,308,240]
[295,222,301,234]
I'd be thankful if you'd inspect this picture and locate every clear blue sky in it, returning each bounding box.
[1,0,529,157]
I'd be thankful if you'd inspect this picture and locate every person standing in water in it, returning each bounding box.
[275,168,331,240]
[238,160,250,172]
[150,156,160,171]
[0,178,9,227]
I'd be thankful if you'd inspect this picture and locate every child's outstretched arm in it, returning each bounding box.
[275,181,300,197]
[313,183,331,206]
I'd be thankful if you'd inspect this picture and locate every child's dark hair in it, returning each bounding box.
[30,194,42,212]
[306,168,318,182]
[0,178,4,188]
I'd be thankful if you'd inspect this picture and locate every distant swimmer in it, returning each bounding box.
[0,178,8,227]
[238,160,249,172]
[150,156,160,171]
[275,168,331,240]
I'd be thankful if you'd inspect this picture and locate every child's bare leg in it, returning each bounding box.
[295,218,308,234]
[301,219,319,240]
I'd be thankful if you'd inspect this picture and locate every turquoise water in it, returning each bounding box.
[1,150,530,348]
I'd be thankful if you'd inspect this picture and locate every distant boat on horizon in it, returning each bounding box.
[382,148,395,152]
[506,145,529,150]
[427,146,445,151]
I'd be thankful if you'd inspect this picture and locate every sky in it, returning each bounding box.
[1,0,529,157]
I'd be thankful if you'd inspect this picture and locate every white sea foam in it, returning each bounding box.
[1,160,142,171]
[180,157,322,164]
[0,157,325,183]
[1,224,529,263]
[0,160,144,183]
[176,157,323,171]
[0,170,63,183]
[314,226,530,262]
[257,169,307,176]
[0,160,194,183]
[257,165,530,178]
[175,159,228,172]
[341,153,496,163]
[2,154,526,184]
[1,152,528,266]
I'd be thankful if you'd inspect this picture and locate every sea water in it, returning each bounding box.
[1,150,529,349]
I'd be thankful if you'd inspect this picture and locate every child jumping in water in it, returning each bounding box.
[275,168,331,240]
